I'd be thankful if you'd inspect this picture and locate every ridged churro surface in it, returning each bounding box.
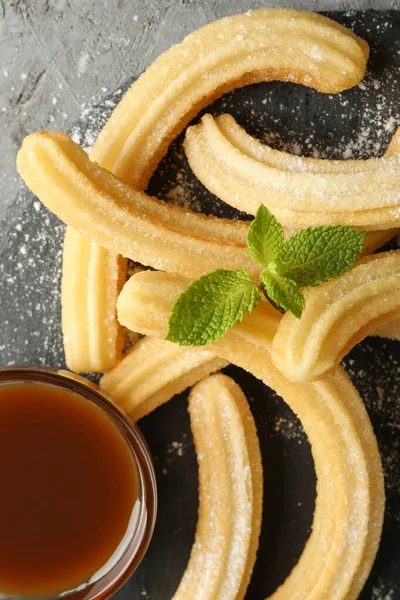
[117,269,384,600]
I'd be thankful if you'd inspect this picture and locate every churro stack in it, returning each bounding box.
[17,8,400,600]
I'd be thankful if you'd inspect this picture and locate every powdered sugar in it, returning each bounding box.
[0,9,399,598]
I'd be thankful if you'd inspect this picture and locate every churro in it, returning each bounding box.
[184,113,400,229]
[17,131,391,282]
[61,228,126,372]
[100,337,228,420]
[370,130,400,343]
[116,270,384,600]
[271,250,400,383]
[17,132,258,278]
[91,9,368,190]
[59,8,368,373]
[171,373,262,600]
[61,229,126,372]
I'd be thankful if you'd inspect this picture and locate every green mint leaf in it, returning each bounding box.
[274,225,366,288]
[261,269,305,318]
[247,204,284,267]
[166,269,262,346]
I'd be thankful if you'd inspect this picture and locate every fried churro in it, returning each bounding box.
[17,131,391,282]
[116,270,384,600]
[100,337,228,421]
[17,132,258,278]
[184,113,400,229]
[171,373,262,600]
[61,230,126,372]
[272,251,400,383]
[61,228,126,372]
[59,8,368,372]
[91,9,368,191]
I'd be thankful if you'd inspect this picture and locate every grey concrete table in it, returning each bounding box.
[1,3,400,600]
[1,0,400,216]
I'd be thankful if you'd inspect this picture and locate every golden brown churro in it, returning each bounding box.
[184,114,400,229]
[61,228,126,372]
[17,131,392,281]
[61,233,125,372]
[59,8,369,373]
[116,270,384,600]
[171,373,262,600]
[17,132,258,279]
[272,251,400,383]
[100,337,228,420]
[91,9,368,190]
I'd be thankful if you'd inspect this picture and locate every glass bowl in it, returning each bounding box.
[0,367,157,600]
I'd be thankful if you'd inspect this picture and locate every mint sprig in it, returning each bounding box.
[167,205,365,346]
[166,269,261,346]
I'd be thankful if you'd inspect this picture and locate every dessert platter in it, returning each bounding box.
[1,8,399,600]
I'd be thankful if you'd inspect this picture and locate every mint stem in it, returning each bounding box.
[260,284,285,314]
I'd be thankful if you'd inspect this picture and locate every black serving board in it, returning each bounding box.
[0,10,399,600]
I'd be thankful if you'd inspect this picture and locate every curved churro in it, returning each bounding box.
[100,337,228,420]
[91,9,368,190]
[184,113,400,229]
[171,373,262,600]
[61,228,126,372]
[17,132,392,282]
[61,232,125,372]
[58,8,368,372]
[116,270,383,600]
[17,132,258,278]
[272,251,400,383]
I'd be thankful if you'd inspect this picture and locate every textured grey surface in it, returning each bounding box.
[1,0,400,216]
[0,9,400,598]
[1,4,400,600]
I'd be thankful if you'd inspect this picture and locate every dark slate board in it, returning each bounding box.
[0,10,399,600]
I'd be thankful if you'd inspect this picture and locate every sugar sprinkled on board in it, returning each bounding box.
[1,10,399,597]
[372,578,395,599]
[273,416,305,444]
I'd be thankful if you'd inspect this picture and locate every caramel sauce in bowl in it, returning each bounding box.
[0,367,157,600]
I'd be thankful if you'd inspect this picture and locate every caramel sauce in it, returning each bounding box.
[0,383,139,597]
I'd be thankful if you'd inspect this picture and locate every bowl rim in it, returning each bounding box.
[0,366,158,600]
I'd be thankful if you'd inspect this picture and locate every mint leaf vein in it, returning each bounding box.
[166,269,261,346]
[274,225,366,288]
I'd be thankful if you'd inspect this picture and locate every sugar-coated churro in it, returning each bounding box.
[18,131,391,283]
[116,270,384,600]
[62,228,126,372]
[91,9,368,191]
[61,228,126,372]
[100,337,228,421]
[185,114,400,229]
[17,132,259,278]
[271,251,400,383]
[171,373,262,600]
[117,271,281,346]
[59,8,368,373]
[368,131,400,341]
